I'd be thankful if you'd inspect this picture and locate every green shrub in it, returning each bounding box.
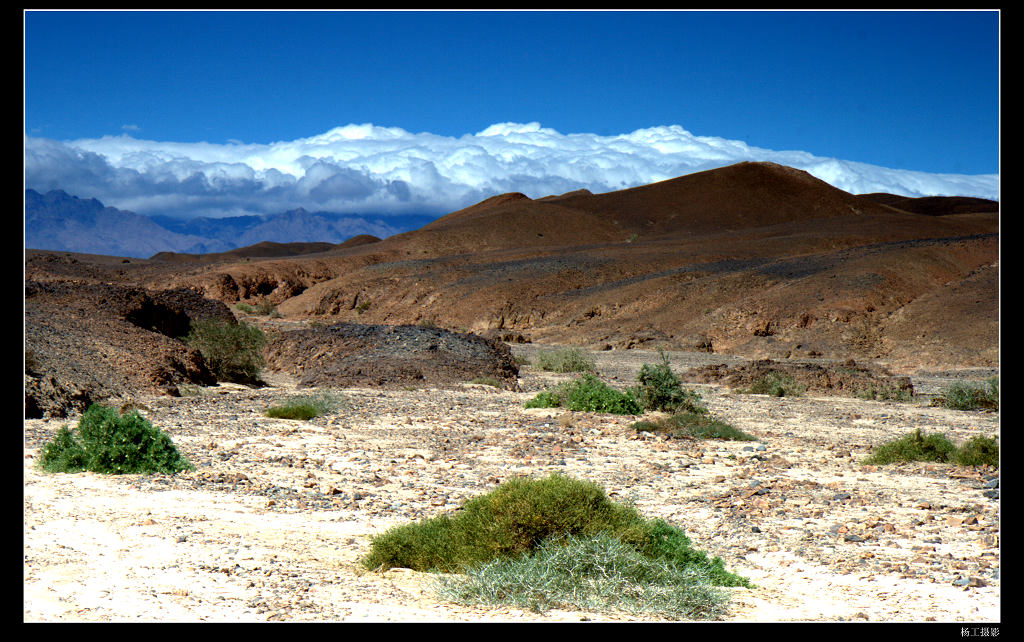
[37,404,194,475]
[235,303,256,314]
[933,378,999,411]
[863,428,998,469]
[950,435,1000,468]
[633,413,756,442]
[434,532,732,620]
[535,347,595,373]
[363,474,750,590]
[525,374,641,414]
[743,372,806,397]
[631,351,707,413]
[185,319,267,384]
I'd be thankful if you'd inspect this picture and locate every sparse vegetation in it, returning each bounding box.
[525,373,641,414]
[469,376,504,388]
[434,532,732,619]
[535,347,595,373]
[37,404,194,475]
[932,378,999,411]
[630,350,707,413]
[185,319,267,384]
[855,384,915,402]
[743,372,806,397]
[236,301,280,317]
[950,434,1000,468]
[363,474,750,620]
[265,390,344,420]
[863,428,998,468]
[632,413,756,442]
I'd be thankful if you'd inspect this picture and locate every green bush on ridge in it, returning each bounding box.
[743,372,806,397]
[37,404,194,475]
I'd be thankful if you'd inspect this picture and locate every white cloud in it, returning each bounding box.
[24,123,998,220]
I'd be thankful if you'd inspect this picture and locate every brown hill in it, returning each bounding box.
[150,240,346,263]
[542,161,900,238]
[858,193,999,216]
[25,162,999,372]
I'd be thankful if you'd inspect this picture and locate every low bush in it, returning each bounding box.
[37,404,194,475]
[525,374,641,414]
[265,402,319,421]
[535,347,595,373]
[185,319,267,384]
[631,351,707,414]
[863,428,998,468]
[743,372,806,397]
[933,378,999,411]
[950,435,1000,468]
[633,413,756,442]
[363,474,750,594]
[265,390,343,420]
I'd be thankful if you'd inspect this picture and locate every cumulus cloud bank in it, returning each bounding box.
[24,122,999,220]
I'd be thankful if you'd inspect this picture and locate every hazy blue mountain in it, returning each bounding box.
[25,189,222,258]
[25,189,438,258]
[151,208,435,248]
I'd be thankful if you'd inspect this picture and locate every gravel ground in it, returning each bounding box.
[23,346,1000,622]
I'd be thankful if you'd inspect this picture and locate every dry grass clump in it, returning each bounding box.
[265,390,344,420]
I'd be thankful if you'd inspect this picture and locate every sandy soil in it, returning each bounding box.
[23,346,1000,622]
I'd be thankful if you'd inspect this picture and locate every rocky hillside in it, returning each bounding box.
[118,162,998,371]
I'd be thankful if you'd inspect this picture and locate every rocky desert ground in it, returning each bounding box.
[23,342,999,622]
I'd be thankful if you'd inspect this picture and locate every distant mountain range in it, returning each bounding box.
[24,189,436,258]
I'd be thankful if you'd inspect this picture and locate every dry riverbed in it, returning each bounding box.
[23,346,1000,622]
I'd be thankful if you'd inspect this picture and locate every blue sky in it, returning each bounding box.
[24,10,1000,219]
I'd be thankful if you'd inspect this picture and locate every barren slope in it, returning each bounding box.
[25,162,999,371]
